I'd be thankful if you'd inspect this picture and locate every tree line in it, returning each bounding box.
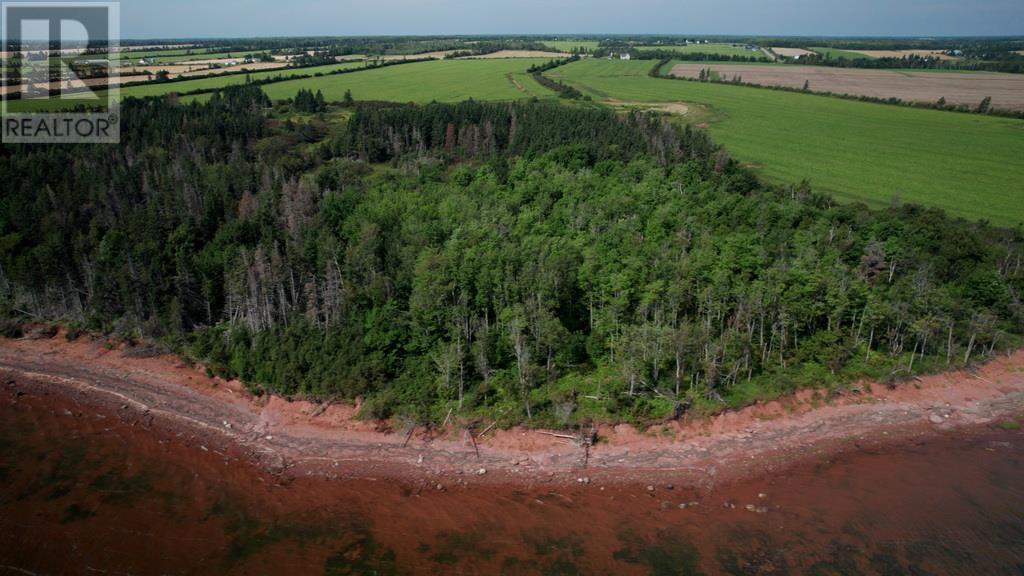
[792,52,1024,75]
[632,49,769,63]
[526,57,585,99]
[1,86,1021,428]
[325,99,716,165]
[292,88,326,113]
[0,55,428,103]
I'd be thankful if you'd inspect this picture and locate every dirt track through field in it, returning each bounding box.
[507,73,525,92]
[670,63,1024,110]
[607,98,690,115]
[770,47,815,58]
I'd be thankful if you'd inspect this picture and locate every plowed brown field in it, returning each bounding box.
[670,62,1024,110]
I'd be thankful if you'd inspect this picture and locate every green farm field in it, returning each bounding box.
[7,55,1022,226]
[260,58,557,103]
[637,43,762,57]
[548,58,1024,226]
[120,61,367,97]
[5,59,553,112]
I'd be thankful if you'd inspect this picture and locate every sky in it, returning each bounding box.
[11,0,1024,39]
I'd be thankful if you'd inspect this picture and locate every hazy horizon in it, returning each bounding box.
[110,33,1024,41]
[106,0,1023,39]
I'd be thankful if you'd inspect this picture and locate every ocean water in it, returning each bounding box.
[1,390,1022,575]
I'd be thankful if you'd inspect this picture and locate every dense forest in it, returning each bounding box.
[1,86,1021,428]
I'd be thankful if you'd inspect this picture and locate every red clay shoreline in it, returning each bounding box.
[2,331,1023,490]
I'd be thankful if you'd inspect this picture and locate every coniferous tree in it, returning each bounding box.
[1,89,1020,425]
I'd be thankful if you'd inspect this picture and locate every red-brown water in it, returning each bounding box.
[2,390,1022,575]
